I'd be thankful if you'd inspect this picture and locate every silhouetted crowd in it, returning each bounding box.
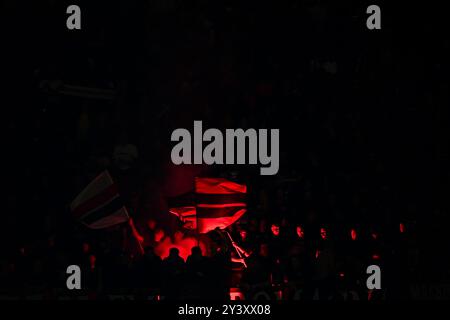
[2,0,448,300]
[0,214,416,300]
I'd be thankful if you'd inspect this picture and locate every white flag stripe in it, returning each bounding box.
[84,207,129,229]
[78,194,120,221]
[70,171,113,211]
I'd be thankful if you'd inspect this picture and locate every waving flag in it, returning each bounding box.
[169,205,197,229]
[70,171,130,229]
[169,177,247,233]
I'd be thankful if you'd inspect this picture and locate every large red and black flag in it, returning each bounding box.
[169,177,247,233]
[70,171,130,229]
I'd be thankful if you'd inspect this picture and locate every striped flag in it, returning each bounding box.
[169,177,247,233]
[169,206,197,230]
[70,171,130,229]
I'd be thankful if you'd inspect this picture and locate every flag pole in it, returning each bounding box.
[105,170,144,254]
[126,210,145,255]
[226,231,247,269]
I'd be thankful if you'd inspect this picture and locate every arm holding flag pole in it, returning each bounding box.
[70,170,145,255]
[127,214,145,255]
[226,231,248,269]
[231,241,251,258]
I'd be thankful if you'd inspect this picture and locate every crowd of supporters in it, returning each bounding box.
[2,1,449,299]
[0,214,416,300]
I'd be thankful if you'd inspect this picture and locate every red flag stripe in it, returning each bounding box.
[169,207,196,218]
[197,209,246,233]
[196,205,246,218]
[196,203,247,208]
[195,177,247,194]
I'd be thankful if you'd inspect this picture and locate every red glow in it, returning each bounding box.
[195,177,247,194]
[129,218,144,244]
[154,229,166,242]
[400,223,405,233]
[147,219,156,230]
[196,203,247,208]
[239,230,248,241]
[320,227,327,240]
[339,272,345,278]
[315,250,320,259]
[371,232,378,240]
[169,177,248,234]
[350,229,357,241]
[154,232,207,261]
[89,254,96,270]
[230,288,245,300]
[296,225,305,239]
[169,207,197,229]
[271,224,280,237]
[372,254,380,260]
[197,209,246,233]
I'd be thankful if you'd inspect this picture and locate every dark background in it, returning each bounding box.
[1,0,449,297]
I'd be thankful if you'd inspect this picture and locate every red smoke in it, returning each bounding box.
[154,231,207,261]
